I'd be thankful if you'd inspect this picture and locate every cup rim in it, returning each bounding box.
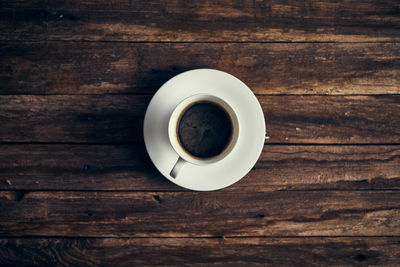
[168,93,239,165]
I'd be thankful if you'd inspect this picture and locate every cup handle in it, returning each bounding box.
[169,157,186,178]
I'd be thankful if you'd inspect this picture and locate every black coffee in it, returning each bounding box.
[177,101,233,159]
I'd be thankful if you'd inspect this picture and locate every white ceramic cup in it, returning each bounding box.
[168,94,240,178]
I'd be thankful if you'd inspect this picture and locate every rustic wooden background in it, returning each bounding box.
[1,0,400,266]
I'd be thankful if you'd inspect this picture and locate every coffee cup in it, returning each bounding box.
[168,94,239,178]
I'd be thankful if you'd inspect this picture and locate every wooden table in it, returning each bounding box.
[1,1,400,266]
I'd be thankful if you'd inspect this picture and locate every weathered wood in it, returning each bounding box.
[1,42,399,95]
[1,0,399,42]
[0,95,149,143]
[0,0,398,264]
[1,237,399,266]
[262,95,400,144]
[0,191,399,237]
[0,144,399,191]
[0,95,399,143]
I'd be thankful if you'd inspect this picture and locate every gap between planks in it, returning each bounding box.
[2,235,400,239]
[0,93,400,96]
[1,142,400,145]
[1,39,400,44]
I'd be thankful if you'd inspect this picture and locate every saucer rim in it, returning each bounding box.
[143,68,265,191]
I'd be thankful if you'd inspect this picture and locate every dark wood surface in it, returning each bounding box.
[1,95,399,143]
[1,191,400,237]
[0,237,400,266]
[1,238,400,266]
[1,145,399,191]
[1,0,399,266]
[1,0,399,42]
[1,42,399,95]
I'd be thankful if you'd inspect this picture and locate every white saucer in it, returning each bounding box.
[143,69,265,191]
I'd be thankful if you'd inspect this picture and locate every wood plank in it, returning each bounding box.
[1,145,399,191]
[1,237,399,266]
[0,95,149,143]
[1,0,399,42]
[1,42,399,95]
[0,191,399,237]
[0,95,399,143]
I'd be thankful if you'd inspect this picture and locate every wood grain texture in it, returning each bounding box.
[1,42,399,95]
[1,0,399,265]
[0,144,399,191]
[0,191,399,237]
[0,95,399,143]
[0,95,149,143]
[1,0,399,42]
[1,237,400,266]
